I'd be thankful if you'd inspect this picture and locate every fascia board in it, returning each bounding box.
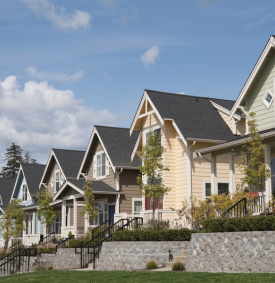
[130,93,146,136]
[145,91,164,126]
[131,132,141,162]
[229,36,274,119]
[210,101,241,121]
[77,128,96,180]
[167,119,187,147]
[39,150,56,189]
[187,138,226,144]
[10,164,23,201]
[53,180,84,201]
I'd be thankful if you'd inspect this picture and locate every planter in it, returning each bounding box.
[248,192,259,198]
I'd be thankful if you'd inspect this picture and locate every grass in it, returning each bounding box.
[1,271,275,283]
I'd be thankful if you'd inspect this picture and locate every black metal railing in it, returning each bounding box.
[222,198,247,218]
[76,217,143,269]
[39,232,56,245]
[55,235,74,252]
[0,248,37,276]
[9,240,22,250]
[0,245,25,264]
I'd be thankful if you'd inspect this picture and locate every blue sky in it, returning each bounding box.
[0,0,274,165]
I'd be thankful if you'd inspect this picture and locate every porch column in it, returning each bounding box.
[61,200,66,237]
[211,155,217,195]
[115,194,120,214]
[265,144,271,203]
[73,198,77,237]
[84,214,89,233]
[229,153,235,194]
[37,217,41,243]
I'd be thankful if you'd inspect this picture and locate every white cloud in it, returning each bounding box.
[179,91,186,95]
[21,0,91,31]
[140,46,160,68]
[25,67,85,83]
[0,76,118,164]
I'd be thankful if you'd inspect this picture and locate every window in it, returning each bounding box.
[34,213,38,234]
[146,128,161,146]
[55,170,60,192]
[25,214,29,235]
[133,198,142,214]
[30,214,33,234]
[145,178,163,210]
[22,184,28,201]
[96,152,106,178]
[205,183,211,199]
[262,90,274,109]
[94,201,108,225]
[54,213,61,234]
[218,183,229,195]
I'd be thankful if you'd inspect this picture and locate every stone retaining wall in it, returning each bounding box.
[186,231,275,273]
[96,241,190,271]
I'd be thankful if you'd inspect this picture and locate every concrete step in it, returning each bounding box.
[173,256,187,263]
[181,250,188,257]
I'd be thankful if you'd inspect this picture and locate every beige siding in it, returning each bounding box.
[236,118,246,136]
[216,154,230,180]
[234,155,246,190]
[77,207,85,233]
[87,139,116,189]
[217,110,233,132]
[247,50,275,131]
[119,169,141,214]
[47,161,61,197]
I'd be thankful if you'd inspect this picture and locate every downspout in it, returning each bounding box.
[187,141,196,200]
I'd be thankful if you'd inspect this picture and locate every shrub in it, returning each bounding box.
[172,262,185,271]
[48,265,53,270]
[68,231,73,237]
[143,219,170,230]
[203,215,275,233]
[37,247,56,254]
[68,239,87,248]
[112,228,196,241]
[146,260,157,270]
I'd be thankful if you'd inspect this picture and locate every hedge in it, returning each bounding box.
[112,228,196,241]
[203,215,275,233]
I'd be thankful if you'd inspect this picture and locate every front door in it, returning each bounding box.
[108,205,115,224]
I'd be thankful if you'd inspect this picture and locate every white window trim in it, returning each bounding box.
[55,170,60,193]
[94,199,108,225]
[217,180,230,195]
[143,126,162,146]
[262,89,274,109]
[95,151,107,180]
[132,198,142,214]
[203,180,211,200]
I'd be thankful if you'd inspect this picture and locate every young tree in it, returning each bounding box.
[0,142,23,178]
[37,188,58,243]
[23,151,38,164]
[137,130,171,217]
[80,181,98,233]
[0,199,25,250]
[235,112,271,214]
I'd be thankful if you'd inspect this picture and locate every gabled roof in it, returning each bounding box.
[0,178,16,210]
[144,90,240,142]
[78,126,141,178]
[21,164,46,196]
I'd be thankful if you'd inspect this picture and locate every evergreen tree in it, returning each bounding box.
[0,142,23,178]
[23,151,38,164]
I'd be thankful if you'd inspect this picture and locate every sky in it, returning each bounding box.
[0,0,274,166]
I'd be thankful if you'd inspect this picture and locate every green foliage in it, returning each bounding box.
[0,199,25,245]
[235,112,270,193]
[37,247,56,254]
[37,187,58,233]
[48,265,53,270]
[80,181,98,222]
[68,231,73,237]
[146,260,157,270]
[143,219,170,230]
[0,142,23,178]
[137,130,171,214]
[203,215,275,232]
[172,262,185,271]
[112,228,196,241]
[66,238,88,248]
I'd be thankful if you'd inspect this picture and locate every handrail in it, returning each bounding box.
[9,240,22,250]
[222,198,247,218]
[0,245,24,262]
[55,235,74,252]
[39,232,56,244]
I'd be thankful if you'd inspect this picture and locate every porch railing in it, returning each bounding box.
[222,198,247,218]
[9,240,22,250]
[39,232,56,245]
[0,245,24,265]
[55,235,74,252]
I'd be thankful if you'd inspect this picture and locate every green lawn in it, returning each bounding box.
[1,271,275,283]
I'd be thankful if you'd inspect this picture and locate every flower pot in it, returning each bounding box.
[248,192,259,198]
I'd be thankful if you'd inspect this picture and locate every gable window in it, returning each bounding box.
[262,90,274,109]
[218,183,229,195]
[96,152,106,178]
[205,183,211,199]
[146,128,161,146]
[132,198,142,214]
[22,184,28,202]
[55,170,60,192]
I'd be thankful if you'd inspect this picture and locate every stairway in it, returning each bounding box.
[165,250,188,268]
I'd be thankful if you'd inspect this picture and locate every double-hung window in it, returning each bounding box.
[205,183,211,199]
[146,128,161,146]
[55,171,60,192]
[218,183,229,195]
[133,199,142,214]
[22,185,28,201]
[96,152,106,178]
[94,201,108,225]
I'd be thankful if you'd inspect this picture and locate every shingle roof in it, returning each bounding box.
[0,178,16,209]
[146,90,240,142]
[95,126,141,168]
[209,98,235,111]
[68,179,118,193]
[53,149,85,178]
[21,164,46,196]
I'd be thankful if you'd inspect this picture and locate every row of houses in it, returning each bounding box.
[1,35,275,247]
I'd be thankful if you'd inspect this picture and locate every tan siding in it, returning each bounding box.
[77,207,85,233]
[217,110,233,132]
[236,118,246,136]
[234,155,246,189]
[46,161,61,197]
[62,187,79,197]
[216,154,230,180]
[70,206,74,226]
[119,169,141,214]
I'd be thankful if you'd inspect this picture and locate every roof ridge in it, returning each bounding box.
[145,89,236,102]
[95,125,130,130]
[52,148,85,152]
[21,163,46,166]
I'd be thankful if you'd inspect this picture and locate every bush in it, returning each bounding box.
[203,215,275,233]
[112,228,196,241]
[37,247,56,254]
[172,262,185,271]
[48,265,53,270]
[143,219,170,230]
[146,260,157,270]
[67,239,87,248]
